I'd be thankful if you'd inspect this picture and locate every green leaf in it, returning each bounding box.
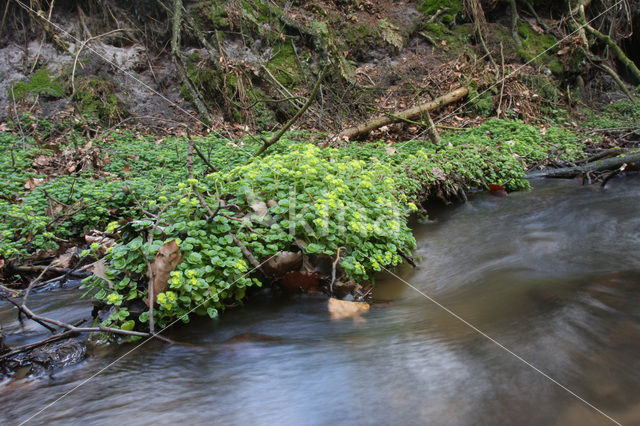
[121,320,135,331]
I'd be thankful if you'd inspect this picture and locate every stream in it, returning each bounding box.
[1,176,640,425]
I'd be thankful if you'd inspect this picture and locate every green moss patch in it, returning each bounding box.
[517,23,563,75]
[10,68,65,100]
[421,0,462,25]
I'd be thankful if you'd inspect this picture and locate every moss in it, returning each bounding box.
[520,74,562,103]
[340,22,385,61]
[423,22,473,55]
[421,0,462,25]
[265,42,303,88]
[468,84,494,117]
[248,87,278,131]
[191,1,229,30]
[10,68,65,100]
[517,22,563,75]
[73,77,127,124]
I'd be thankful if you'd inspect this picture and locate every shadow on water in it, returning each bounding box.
[2,175,640,425]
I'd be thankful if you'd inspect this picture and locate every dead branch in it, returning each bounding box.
[528,151,640,178]
[193,143,219,173]
[15,265,90,277]
[0,330,78,361]
[425,110,442,145]
[169,0,212,124]
[71,29,125,95]
[339,87,469,141]
[253,64,330,157]
[231,234,262,272]
[329,247,342,295]
[2,296,149,338]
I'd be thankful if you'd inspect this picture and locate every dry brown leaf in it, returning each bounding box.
[24,177,45,191]
[385,146,398,155]
[250,201,269,219]
[92,259,114,289]
[328,298,370,321]
[147,240,182,305]
[123,165,131,174]
[32,155,51,167]
[54,249,77,268]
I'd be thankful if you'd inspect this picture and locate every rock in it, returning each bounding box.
[328,298,370,321]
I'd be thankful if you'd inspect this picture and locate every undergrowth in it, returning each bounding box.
[0,119,588,333]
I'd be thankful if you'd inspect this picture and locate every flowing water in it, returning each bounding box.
[2,176,640,425]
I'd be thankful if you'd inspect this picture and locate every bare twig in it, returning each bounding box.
[3,296,149,338]
[253,64,330,157]
[497,42,506,118]
[71,29,125,95]
[231,233,262,272]
[193,143,219,172]
[20,262,54,309]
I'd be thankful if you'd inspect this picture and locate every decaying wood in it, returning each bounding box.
[339,87,468,141]
[528,151,640,178]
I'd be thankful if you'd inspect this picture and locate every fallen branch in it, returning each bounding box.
[2,296,150,338]
[577,147,631,164]
[0,330,78,361]
[231,234,262,272]
[425,110,442,145]
[528,151,640,178]
[193,143,219,173]
[15,265,90,277]
[338,87,469,141]
[253,64,329,157]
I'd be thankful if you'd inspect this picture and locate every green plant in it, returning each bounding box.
[10,68,65,100]
[73,77,128,124]
[82,142,418,332]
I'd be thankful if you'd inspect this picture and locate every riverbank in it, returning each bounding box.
[2,100,640,338]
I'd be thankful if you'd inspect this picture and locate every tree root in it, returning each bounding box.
[509,0,521,46]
